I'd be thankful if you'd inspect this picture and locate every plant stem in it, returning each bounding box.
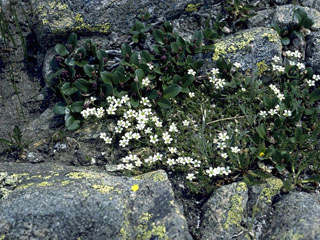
[207,115,245,125]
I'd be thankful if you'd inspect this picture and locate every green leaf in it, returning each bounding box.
[293,30,304,39]
[53,102,66,115]
[163,84,182,98]
[55,44,69,57]
[100,71,113,84]
[96,49,107,61]
[65,115,81,131]
[140,50,152,62]
[135,69,145,82]
[64,57,75,66]
[192,31,203,46]
[171,42,179,53]
[114,71,127,83]
[67,33,77,48]
[152,29,165,45]
[309,89,320,103]
[157,98,171,109]
[74,78,90,93]
[103,83,113,96]
[192,60,204,70]
[121,43,132,57]
[182,74,194,87]
[70,101,84,113]
[130,53,140,66]
[256,124,266,139]
[84,64,95,78]
[281,37,290,46]
[61,83,78,96]
[76,47,87,59]
[130,97,139,108]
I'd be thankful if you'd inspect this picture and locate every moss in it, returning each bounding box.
[16,183,34,190]
[37,181,54,187]
[134,171,167,182]
[135,213,169,240]
[91,184,115,193]
[185,4,199,12]
[256,61,269,76]
[258,178,283,204]
[223,183,247,231]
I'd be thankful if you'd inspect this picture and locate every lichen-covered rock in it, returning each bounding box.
[306,31,320,73]
[262,191,320,240]
[31,0,205,49]
[274,5,320,31]
[248,9,275,28]
[211,27,282,73]
[0,162,192,240]
[200,182,249,240]
[247,178,283,239]
[301,0,320,12]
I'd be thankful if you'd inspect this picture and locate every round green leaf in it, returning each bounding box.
[163,84,182,99]
[71,101,84,113]
[55,44,69,57]
[157,98,171,109]
[61,83,78,96]
[65,115,81,131]
[53,102,66,115]
[84,64,95,78]
[74,78,90,93]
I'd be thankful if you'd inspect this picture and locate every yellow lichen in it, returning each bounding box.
[223,194,244,231]
[81,190,89,197]
[235,182,247,192]
[74,22,111,33]
[133,171,167,182]
[0,234,5,240]
[259,178,283,204]
[37,181,54,187]
[185,4,199,12]
[61,180,71,186]
[66,171,101,179]
[43,175,52,179]
[131,184,139,192]
[91,184,114,193]
[135,213,169,240]
[75,13,84,23]
[262,32,279,42]
[16,183,34,190]
[256,61,269,76]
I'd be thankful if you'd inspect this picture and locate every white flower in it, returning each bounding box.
[283,109,292,117]
[104,137,112,144]
[162,132,173,144]
[147,63,154,70]
[259,110,268,118]
[189,92,195,98]
[150,134,158,144]
[182,120,190,126]
[186,173,196,181]
[155,121,163,128]
[272,56,281,63]
[168,147,177,154]
[188,69,196,76]
[206,167,217,177]
[296,62,305,70]
[220,152,228,159]
[121,95,130,104]
[277,93,285,101]
[132,132,141,140]
[154,153,163,161]
[169,123,179,133]
[306,79,316,87]
[231,146,241,153]
[312,74,320,81]
[142,77,150,87]
[218,132,229,141]
[119,138,129,147]
[269,108,278,116]
[217,142,227,150]
[136,123,146,131]
[211,68,219,75]
[144,127,152,134]
[234,62,241,68]
[141,97,151,107]
[167,158,176,166]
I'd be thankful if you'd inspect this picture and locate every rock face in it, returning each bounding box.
[262,192,320,240]
[211,27,282,73]
[306,31,320,73]
[31,0,202,49]
[200,182,249,240]
[0,162,192,240]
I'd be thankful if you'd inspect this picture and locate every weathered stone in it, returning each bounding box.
[306,31,320,73]
[274,5,320,31]
[0,162,192,240]
[211,27,282,73]
[247,178,283,240]
[31,0,202,49]
[301,0,320,12]
[262,191,320,240]
[200,182,249,240]
[248,9,275,28]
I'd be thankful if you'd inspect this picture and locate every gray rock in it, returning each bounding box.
[301,0,320,12]
[274,5,320,31]
[200,182,249,240]
[211,27,282,73]
[0,162,192,240]
[26,151,45,163]
[262,191,320,240]
[31,0,200,49]
[306,31,320,73]
[248,9,275,28]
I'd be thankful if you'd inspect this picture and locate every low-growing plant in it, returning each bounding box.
[223,0,256,28]
[47,21,204,130]
[0,125,27,152]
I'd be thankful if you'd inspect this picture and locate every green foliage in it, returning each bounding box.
[0,126,27,152]
[47,21,204,130]
[224,0,256,27]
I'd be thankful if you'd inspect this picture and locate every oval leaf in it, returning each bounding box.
[53,102,66,115]
[74,78,90,93]
[157,98,171,109]
[55,44,69,57]
[163,84,182,99]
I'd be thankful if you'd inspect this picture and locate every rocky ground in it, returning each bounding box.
[0,0,320,239]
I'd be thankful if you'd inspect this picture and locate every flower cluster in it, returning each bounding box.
[206,166,231,177]
[305,74,320,87]
[208,68,226,90]
[81,107,105,119]
[271,56,285,73]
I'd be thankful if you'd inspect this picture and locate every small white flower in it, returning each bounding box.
[147,63,154,70]
[306,79,316,87]
[150,134,159,144]
[269,109,278,116]
[296,62,305,70]
[144,127,152,134]
[104,137,112,144]
[272,56,281,63]
[220,152,228,159]
[283,109,292,117]
[186,173,196,181]
[182,120,190,126]
[141,97,151,107]
[155,121,163,128]
[231,146,241,153]
[142,77,150,87]
[206,167,216,177]
[168,147,177,154]
[169,123,179,133]
[162,132,173,144]
[211,68,219,75]
[189,92,195,98]
[188,69,196,76]
[218,132,229,142]
[234,62,241,68]
[121,95,130,104]
[167,158,176,166]
[259,110,268,118]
